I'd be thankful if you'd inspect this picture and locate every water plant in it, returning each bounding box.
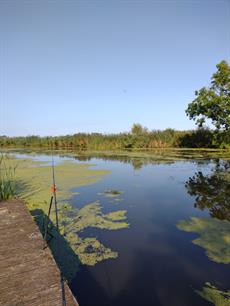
[178,217,230,304]
[177,217,230,264]
[0,154,17,201]
[196,283,230,306]
[98,189,124,198]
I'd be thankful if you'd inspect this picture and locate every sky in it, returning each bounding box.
[0,0,230,136]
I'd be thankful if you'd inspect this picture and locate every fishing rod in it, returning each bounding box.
[51,154,67,306]
[43,152,67,306]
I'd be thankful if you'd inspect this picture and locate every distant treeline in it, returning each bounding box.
[1,125,229,150]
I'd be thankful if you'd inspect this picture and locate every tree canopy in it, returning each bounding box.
[131,123,148,135]
[186,60,230,130]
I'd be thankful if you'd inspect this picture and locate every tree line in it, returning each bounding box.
[0,127,229,150]
[1,60,229,150]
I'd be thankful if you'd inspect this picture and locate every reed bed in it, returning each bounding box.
[0,154,16,201]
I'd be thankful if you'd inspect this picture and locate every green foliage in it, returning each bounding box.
[186,60,230,130]
[131,123,148,135]
[177,217,230,264]
[1,126,229,149]
[0,154,17,201]
[214,130,230,149]
[196,283,230,306]
[178,128,214,148]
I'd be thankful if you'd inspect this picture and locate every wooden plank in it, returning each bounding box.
[0,200,78,306]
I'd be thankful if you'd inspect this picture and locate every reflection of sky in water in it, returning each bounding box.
[70,159,229,306]
[13,152,75,165]
[9,151,230,306]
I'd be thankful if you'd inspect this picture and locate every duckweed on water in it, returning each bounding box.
[61,202,128,234]
[6,156,129,279]
[177,217,230,306]
[196,283,230,306]
[177,217,230,264]
[98,189,124,198]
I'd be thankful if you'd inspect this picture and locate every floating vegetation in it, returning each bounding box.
[60,202,128,234]
[63,232,118,266]
[196,283,230,306]
[177,217,230,264]
[98,189,124,198]
[5,156,129,281]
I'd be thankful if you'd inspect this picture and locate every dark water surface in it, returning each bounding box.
[11,150,230,306]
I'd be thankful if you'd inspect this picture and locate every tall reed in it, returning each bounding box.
[0,154,17,201]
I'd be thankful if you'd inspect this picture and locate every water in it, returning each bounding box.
[8,150,230,306]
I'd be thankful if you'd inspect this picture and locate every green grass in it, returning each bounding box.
[0,154,17,201]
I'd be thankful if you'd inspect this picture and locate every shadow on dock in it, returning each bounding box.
[31,208,81,284]
[0,200,78,306]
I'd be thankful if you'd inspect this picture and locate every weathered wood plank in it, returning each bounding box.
[0,200,78,306]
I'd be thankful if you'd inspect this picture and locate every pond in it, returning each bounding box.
[3,149,230,306]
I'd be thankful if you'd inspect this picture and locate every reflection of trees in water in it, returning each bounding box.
[179,160,230,306]
[5,148,230,171]
[186,160,230,221]
[178,161,230,305]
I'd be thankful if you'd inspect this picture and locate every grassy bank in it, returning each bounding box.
[1,128,230,150]
[0,154,16,201]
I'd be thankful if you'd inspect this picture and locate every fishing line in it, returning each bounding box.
[51,150,67,306]
[43,149,67,306]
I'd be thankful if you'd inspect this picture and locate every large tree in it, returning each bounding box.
[186,60,230,130]
[131,123,148,135]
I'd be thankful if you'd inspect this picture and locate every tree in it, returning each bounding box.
[186,60,230,130]
[131,123,148,135]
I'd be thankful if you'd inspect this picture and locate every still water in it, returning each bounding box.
[11,150,230,306]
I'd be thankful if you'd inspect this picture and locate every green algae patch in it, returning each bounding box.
[62,232,118,266]
[60,201,129,234]
[98,189,124,204]
[177,217,230,264]
[6,156,129,280]
[105,210,127,221]
[98,189,124,198]
[58,202,128,268]
[196,283,230,306]
[13,158,108,210]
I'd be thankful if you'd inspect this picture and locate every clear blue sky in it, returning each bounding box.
[1,0,229,136]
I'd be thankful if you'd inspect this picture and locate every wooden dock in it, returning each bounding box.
[0,200,78,306]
